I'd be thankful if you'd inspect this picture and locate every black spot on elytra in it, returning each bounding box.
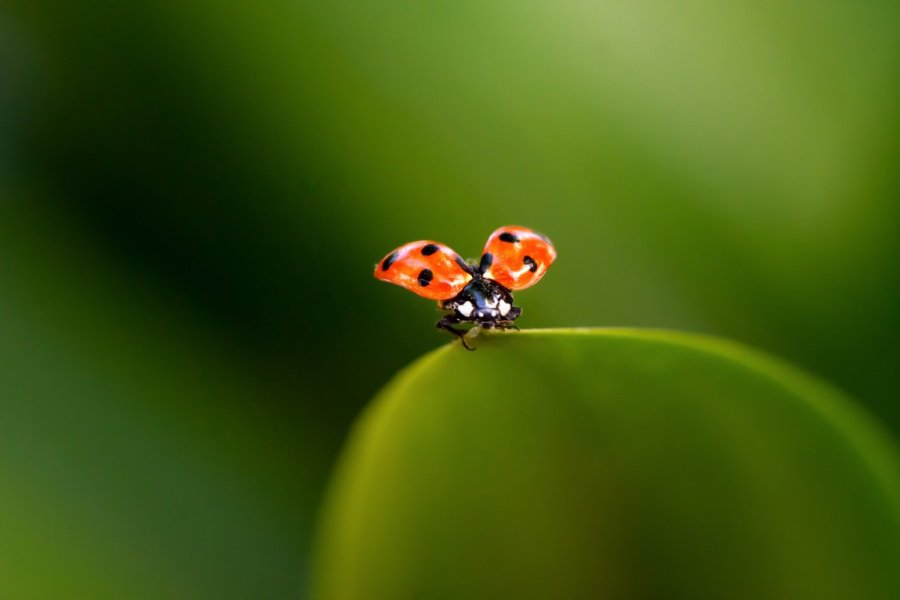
[421,243,439,256]
[381,252,399,271]
[523,255,538,272]
[499,232,519,243]
[479,252,493,273]
[418,268,434,287]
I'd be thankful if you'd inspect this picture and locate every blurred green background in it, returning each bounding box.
[1,0,898,597]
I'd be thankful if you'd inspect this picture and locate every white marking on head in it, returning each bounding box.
[499,300,511,316]
[457,301,474,317]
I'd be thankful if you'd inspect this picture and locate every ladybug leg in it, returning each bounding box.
[495,306,521,331]
[436,315,476,351]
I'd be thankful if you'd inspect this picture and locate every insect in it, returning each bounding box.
[374,225,556,349]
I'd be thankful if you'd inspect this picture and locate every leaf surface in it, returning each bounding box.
[314,329,900,599]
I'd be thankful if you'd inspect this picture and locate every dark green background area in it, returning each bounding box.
[1,1,899,597]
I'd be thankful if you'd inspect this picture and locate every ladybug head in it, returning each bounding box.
[444,277,515,323]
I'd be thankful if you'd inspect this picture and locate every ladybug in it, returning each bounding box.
[374,225,557,349]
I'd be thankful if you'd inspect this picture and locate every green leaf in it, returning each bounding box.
[312,328,900,600]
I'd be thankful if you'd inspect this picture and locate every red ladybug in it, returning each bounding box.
[375,225,557,349]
